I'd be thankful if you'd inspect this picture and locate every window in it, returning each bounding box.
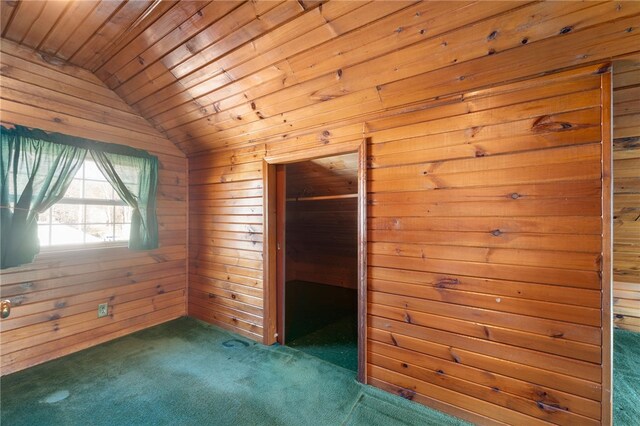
[2,125,159,269]
[36,159,133,247]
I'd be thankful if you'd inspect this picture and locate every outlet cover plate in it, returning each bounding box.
[98,303,108,318]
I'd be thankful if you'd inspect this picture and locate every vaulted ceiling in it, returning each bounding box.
[2,0,639,157]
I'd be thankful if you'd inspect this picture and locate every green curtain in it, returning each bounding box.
[90,151,158,250]
[1,129,87,269]
[1,125,159,269]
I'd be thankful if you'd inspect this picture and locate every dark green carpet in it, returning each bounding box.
[0,317,467,426]
[284,280,356,343]
[284,280,358,371]
[3,320,637,425]
[288,314,358,372]
[613,329,640,425]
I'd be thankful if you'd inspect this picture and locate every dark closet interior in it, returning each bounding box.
[281,153,359,371]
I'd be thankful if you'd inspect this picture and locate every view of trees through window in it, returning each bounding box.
[37,160,132,246]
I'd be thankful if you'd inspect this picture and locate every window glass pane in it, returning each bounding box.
[86,205,113,224]
[84,180,114,200]
[50,224,87,245]
[65,179,83,198]
[114,206,132,223]
[33,157,131,248]
[38,225,50,246]
[52,204,83,224]
[37,210,50,224]
[115,224,131,241]
[86,224,113,242]
[72,162,84,179]
[84,160,105,181]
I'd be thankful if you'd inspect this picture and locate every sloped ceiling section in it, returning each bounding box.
[286,153,359,199]
[0,0,487,155]
[2,0,371,155]
[2,0,640,157]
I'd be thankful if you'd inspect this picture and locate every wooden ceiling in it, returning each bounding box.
[2,1,639,156]
[286,152,358,198]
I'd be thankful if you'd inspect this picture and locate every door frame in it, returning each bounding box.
[262,139,368,383]
[601,67,613,426]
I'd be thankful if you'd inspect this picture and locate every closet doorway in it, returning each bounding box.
[263,143,367,382]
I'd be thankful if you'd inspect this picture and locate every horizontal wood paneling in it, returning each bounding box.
[188,144,264,340]
[0,40,187,375]
[364,67,606,426]
[612,54,640,333]
[284,154,358,288]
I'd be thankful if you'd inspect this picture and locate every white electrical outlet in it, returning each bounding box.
[97,303,108,318]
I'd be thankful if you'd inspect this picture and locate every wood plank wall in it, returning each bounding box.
[285,155,358,289]
[285,197,357,289]
[189,145,265,340]
[0,40,188,375]
[366,65,607,426]
[186,3,640,424]
[612,55,640,333]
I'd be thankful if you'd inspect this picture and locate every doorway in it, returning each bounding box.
[263,142,367,382]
